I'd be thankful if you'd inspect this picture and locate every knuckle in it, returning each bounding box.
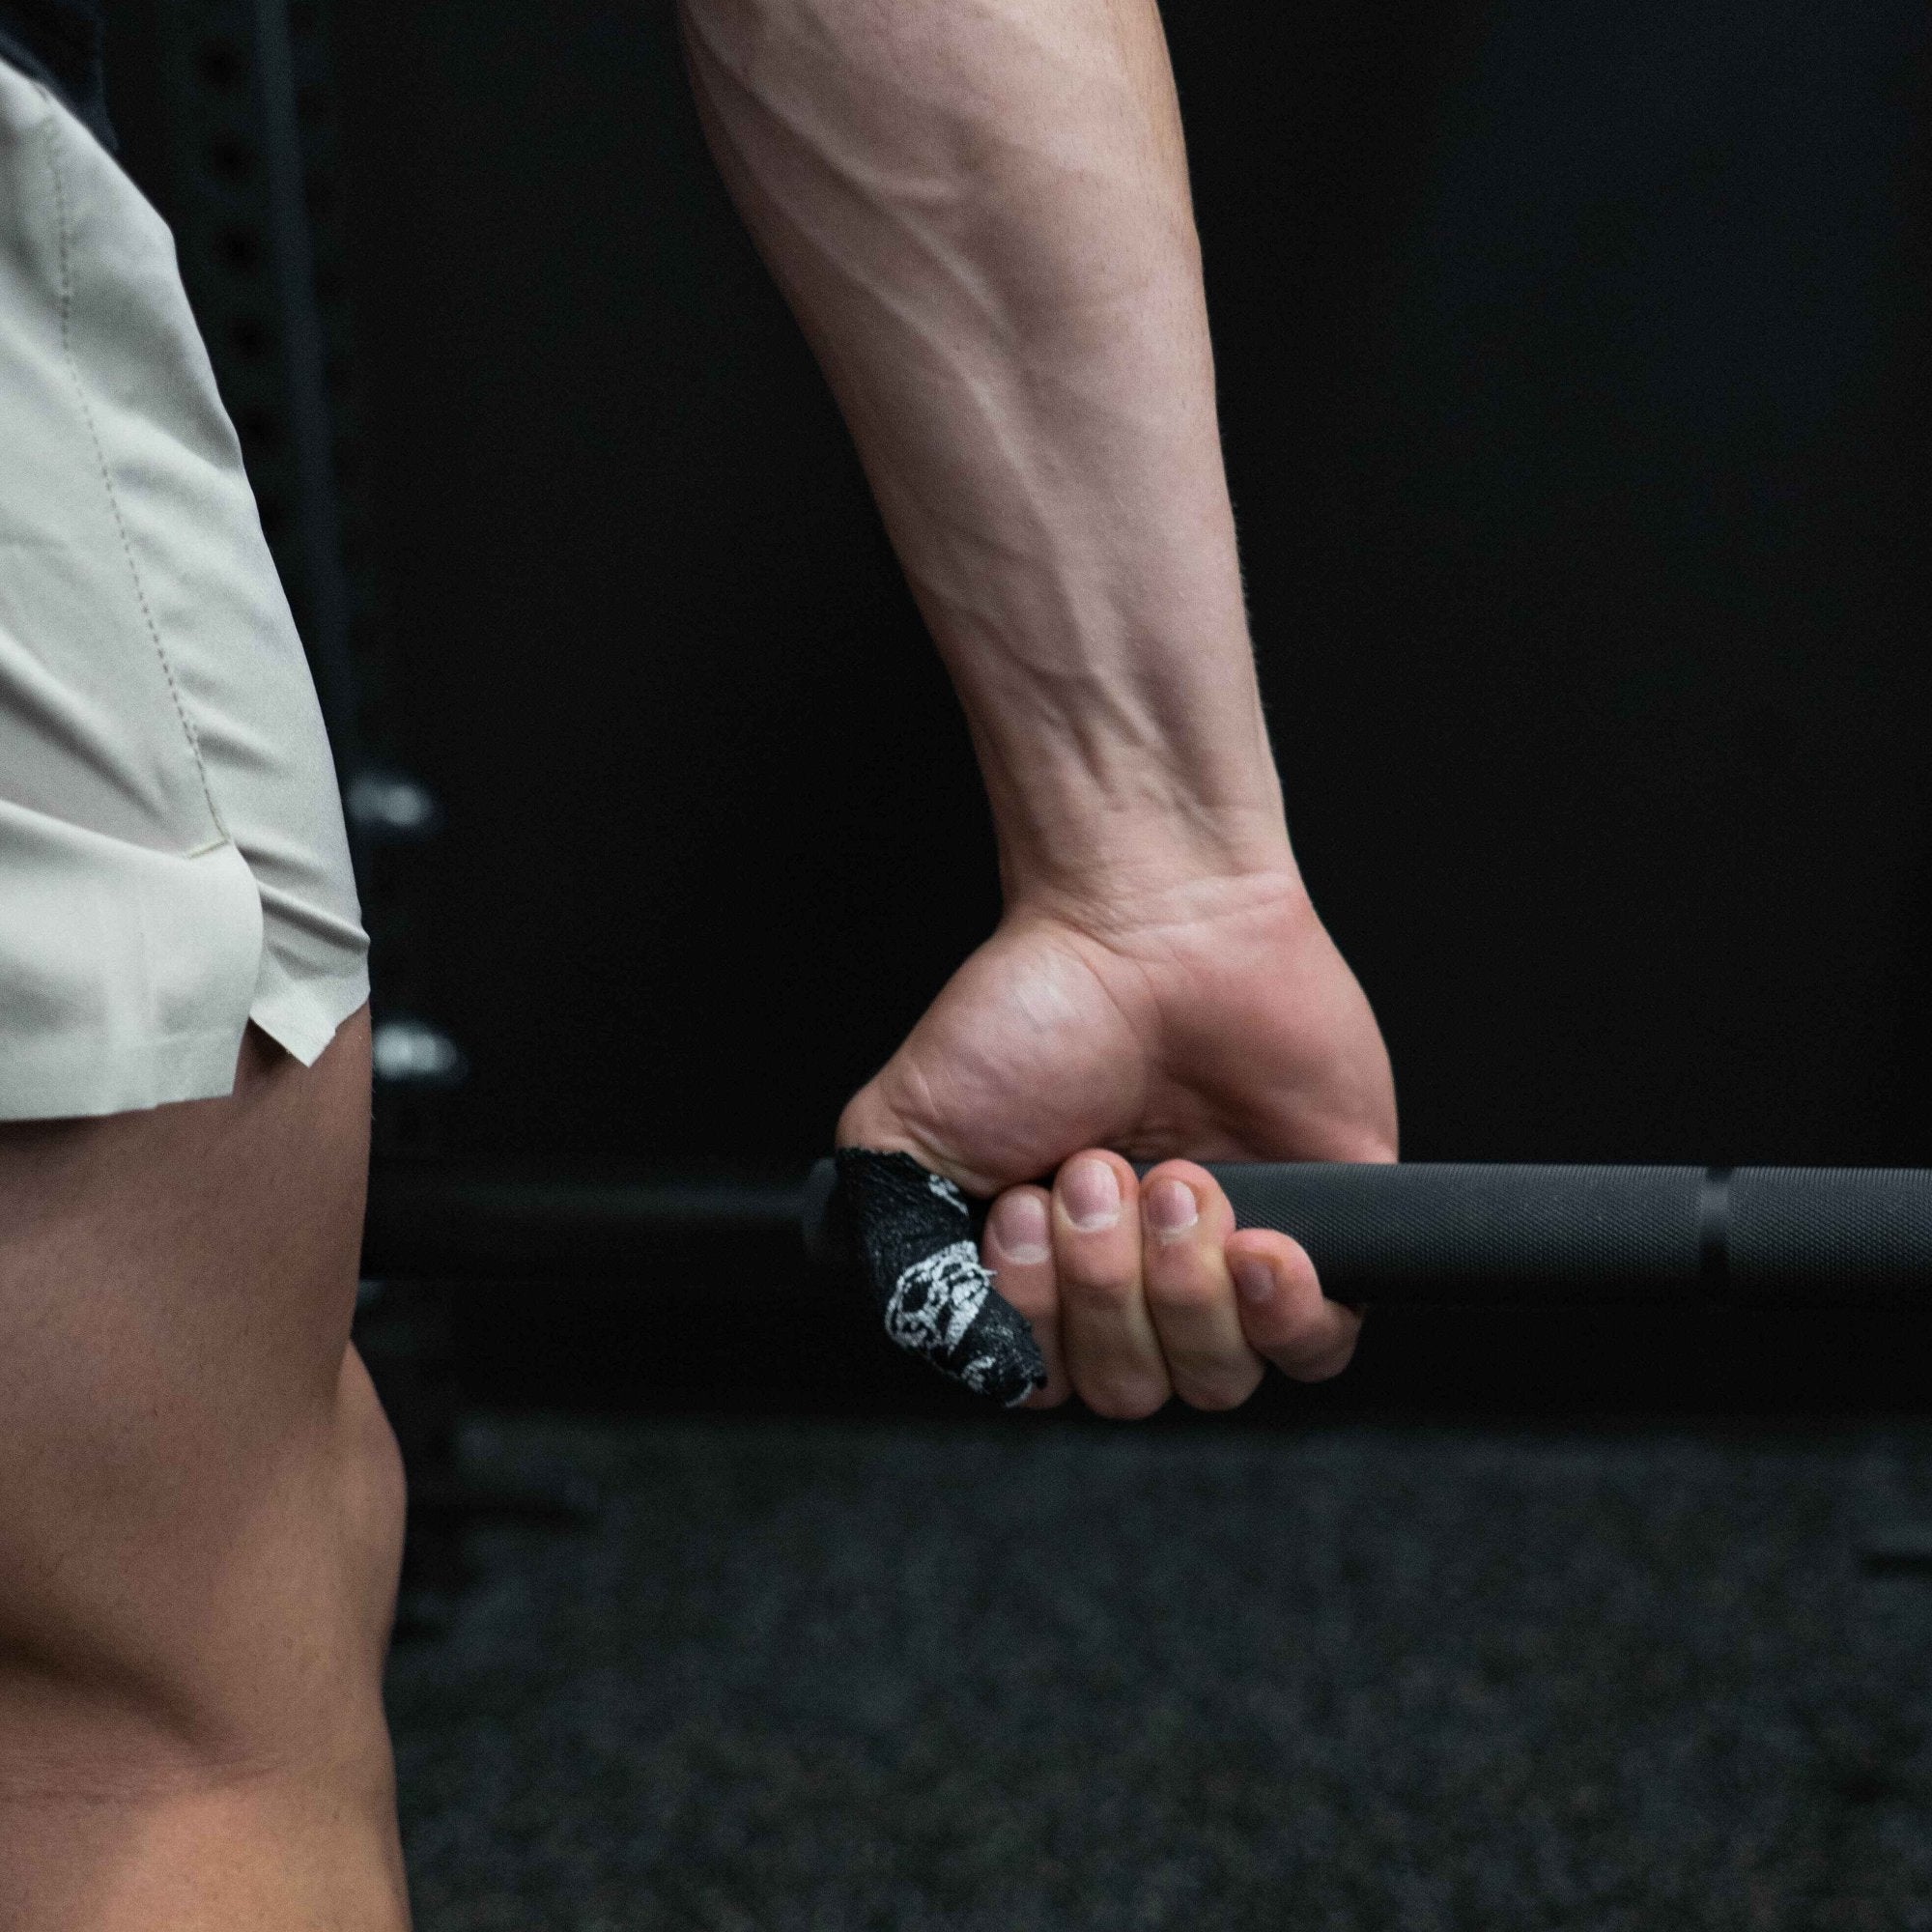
[1143,1267,1220,1318]
[1177,1375,1262,1413]
[1077,1374,1170,1421]
[1283,1341,1357,1384]
[1171,1355,1264,1411]
[1059,1266,1138,1313]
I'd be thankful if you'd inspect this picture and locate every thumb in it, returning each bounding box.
[836,1070,1000,1199]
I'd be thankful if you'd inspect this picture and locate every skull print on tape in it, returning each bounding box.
[832,1149,1048,1406]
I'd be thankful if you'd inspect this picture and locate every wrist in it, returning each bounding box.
[993,796,1306,933]
[961,645,1294,910]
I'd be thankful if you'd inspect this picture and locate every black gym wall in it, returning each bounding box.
[98,1,1932,1408]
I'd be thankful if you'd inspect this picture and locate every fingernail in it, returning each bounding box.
[1061,1157,1121,1231]
[1144,1177,1198,1237]
[988,1191,1051,1264]
[1234,1258,1275,1307]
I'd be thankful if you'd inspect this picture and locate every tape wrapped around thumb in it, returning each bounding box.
[832,1149,1048,1407]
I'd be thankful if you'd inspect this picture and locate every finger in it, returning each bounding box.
[1139,1161,1266,1412]
[980,1184,1069,1408]
[1052,1151,1171,1419]
[1225,1229,1364,1382]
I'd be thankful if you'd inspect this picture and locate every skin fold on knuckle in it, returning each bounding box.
[1057,1264,1140,1315]
[1278,1338,1357,1384]
[1143,1272,1223,1324]
[1173,1364,1264,1412]
[1074,1370,1169,1421]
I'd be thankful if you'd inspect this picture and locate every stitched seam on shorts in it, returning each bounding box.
[39,92,233,847]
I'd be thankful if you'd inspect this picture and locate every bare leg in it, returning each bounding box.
[0,1007,410,1929]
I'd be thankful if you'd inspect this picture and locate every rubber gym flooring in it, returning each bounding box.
[386,1413,1932,1930]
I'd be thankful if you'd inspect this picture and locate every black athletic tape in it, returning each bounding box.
[832,1149,1049,1407]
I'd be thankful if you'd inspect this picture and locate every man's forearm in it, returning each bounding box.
[679,0,1294,913]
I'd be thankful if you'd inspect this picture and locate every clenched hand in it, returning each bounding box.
[838,869,1398,1416]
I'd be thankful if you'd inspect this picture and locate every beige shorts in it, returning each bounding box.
[0,62,369,1122]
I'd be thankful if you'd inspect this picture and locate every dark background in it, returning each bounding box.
[99,0,1932,1414]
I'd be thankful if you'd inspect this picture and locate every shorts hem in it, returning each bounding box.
[246,960,372,1069]
[0,813,369,1122]
[0,961,372,1122]
[0,1024,260,1122]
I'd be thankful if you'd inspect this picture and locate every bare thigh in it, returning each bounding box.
[0,1006,400,1789]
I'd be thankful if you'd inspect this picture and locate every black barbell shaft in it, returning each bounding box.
[807,1161,1932,1309]
[363,1163,805,1279]
[364,1159,1932,1308]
